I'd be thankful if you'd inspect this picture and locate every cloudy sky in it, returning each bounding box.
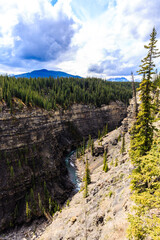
[0,0,160,79]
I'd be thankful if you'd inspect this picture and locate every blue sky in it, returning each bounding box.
[0,0,160,80]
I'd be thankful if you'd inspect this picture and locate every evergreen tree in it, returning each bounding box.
[115,158,118,167]
[83,179,88,198]
[83,159,91,198]
[85,159,91,185]
[130,27,160,161]
[104,162,109,172]
[120,132,125,154]
[91,139,94,156]
[76,149,79,159]
[105,123,108,134]
[98,130,101,140]
[103,151,107,171]
[87,134,91,149]
[103,151,109,172]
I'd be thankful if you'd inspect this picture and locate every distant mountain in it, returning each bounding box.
[14,69,82,79]
[107,77,129,82]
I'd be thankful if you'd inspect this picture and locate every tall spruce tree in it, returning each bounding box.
[120,132,125,154]
[130,27,160,161]
[83,159,91,198]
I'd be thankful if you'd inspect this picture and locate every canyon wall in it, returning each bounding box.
[0,101,127,231]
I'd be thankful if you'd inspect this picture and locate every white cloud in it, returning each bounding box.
[58,0,160,77]
[0,0,160,77]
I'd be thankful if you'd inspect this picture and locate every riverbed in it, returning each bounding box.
[65,150,81,191]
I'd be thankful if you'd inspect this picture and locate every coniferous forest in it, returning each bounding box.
[128,27,160,240]
[0,76,139,110]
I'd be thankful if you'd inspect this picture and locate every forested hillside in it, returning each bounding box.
[0,76,138,110]
[128,27,160,240]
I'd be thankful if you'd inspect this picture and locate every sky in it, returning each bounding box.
[0,0,160,80]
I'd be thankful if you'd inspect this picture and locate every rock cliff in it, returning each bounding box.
[0,101,127,232]
[38,95,160,240]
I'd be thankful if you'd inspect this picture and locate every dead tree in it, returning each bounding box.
[131,72,138,118]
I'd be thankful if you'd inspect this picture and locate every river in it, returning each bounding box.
[65,151,81,191]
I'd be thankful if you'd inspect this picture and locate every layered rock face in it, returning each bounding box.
[0,101,127,231]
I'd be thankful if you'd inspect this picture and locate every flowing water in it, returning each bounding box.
[65,151,81,191]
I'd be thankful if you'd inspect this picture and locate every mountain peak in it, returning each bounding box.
[14,69,82,79]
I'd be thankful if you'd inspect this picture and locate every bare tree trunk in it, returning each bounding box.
[131,72,138,118]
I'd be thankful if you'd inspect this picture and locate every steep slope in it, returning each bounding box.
[39,117,133,240]
[0,100,127,233]
[38,98,160,240]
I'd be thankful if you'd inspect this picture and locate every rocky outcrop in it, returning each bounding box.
[38,127,133,240]
[0,101,127,232]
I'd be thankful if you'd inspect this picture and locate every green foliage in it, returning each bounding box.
[118,134,121,142]
[10,166,14,178]
[109,191,113,198]
[30,188,34,200]
[105,124,108,134]
[0,75,138,110]
[104,162,109,172]
[76,149,79,159]
[83,159,91,198]
[128,132,160,240]
[153,84,160,114]
[91,139,94,156]
[84,159,91,185]
[120,132,125,154]
[98,123,109,141]
[130,27,160,162]
[83,180,88,198]
[103,151,108,172]
[98,130,101,140]
[128,29,160,239]
[87,134,92,149]
[66,200,70,207]
[82,137,85,155]
[14,205,18,219]
[44,181,49,204]
[26,201,31,219]
[115,158,118,167]
[77,140,87,158]
[38,193,42,210]
[49,197,52,212]
[110,159,113,166]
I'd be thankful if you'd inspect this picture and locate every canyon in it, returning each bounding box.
[0,100,127,232]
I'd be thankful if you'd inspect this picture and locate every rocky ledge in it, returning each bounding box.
[0,101,127,233]
[39,126,133,240]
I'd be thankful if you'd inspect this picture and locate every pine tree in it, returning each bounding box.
[105,123,108,134]
[103,151,107,170]
[98,130,101,140]
[85,159,91,185]
[83,179,88,198]
[83,159,91,198]
[87,134,91,149]
[91,139,94,156]
[76,149,79,158]
[130,27,160,161]
[115,158,118,167]
[104,162,109,172]
[120,132,125,154]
